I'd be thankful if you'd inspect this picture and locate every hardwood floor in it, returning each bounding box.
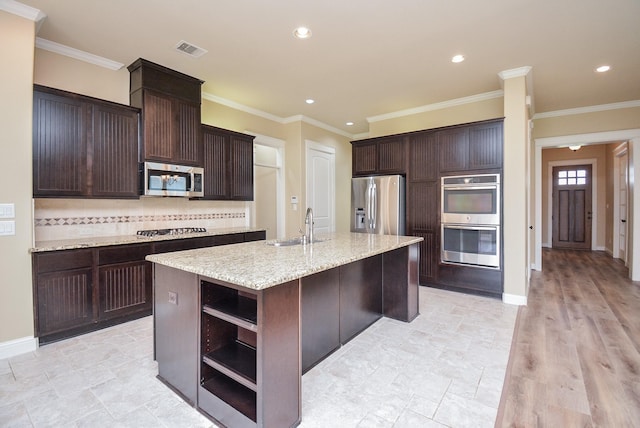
[496,248,640,427]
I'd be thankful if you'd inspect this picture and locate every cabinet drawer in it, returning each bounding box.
[244,231,266,242]
[214,234,245,246]
[34,249,93,274]
[153,237,216,253]
[98,243,151,265]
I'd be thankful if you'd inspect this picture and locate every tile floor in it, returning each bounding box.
[0,287,517,428]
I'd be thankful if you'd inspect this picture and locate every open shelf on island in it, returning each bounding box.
[201,370,257,423]
[203,341,257,391]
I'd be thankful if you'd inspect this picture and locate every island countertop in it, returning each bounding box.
[146,232,422,290]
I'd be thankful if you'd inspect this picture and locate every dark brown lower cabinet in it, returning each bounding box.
[33,231,266,344]
[339,255,383,343]
[301,268,340,373]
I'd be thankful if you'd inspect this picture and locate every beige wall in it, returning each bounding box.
[368,97,504,137]
[502,75,530,300]
[0,12,36,345]
[34,48,129,104]
[533,107,640,139]
[541,144,609,249]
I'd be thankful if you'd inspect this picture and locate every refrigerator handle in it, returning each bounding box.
[365,183,372,230]
[371,182,377,230]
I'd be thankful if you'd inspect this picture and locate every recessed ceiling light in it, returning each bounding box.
[293,27,312,39]
[596,65,611,73]
[346,122,354,126]
[451,54,465,63]
[305,99,315,104]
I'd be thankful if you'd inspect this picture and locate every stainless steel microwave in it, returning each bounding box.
[141,162,204,197]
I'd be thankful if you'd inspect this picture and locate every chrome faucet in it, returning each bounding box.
[305,207,314,244]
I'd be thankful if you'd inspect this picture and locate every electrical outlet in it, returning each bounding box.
[168,291,178,305]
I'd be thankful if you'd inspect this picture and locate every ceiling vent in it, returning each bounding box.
[175,40,208,58]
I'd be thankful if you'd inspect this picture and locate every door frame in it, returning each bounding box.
[612,141,629,261]
[248,132,285,239]
[534,129,640,281]
[547,158,597,251]
[305,140,336,233]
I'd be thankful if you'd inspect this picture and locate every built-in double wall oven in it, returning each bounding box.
[441,173,501,269]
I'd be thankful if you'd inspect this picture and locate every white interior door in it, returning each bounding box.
[618,151,629,262]
[306,141,335,234]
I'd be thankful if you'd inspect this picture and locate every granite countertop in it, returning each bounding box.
[146,232,423,290]
[30,227,266,253]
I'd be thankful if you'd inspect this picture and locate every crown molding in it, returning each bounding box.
[366,90,504,123]
[0,0,46,28]
[35,38,124,70]
[498,66,532,80]
[202,92,355,139]
[533,100,640,119]
[202,92,285,123]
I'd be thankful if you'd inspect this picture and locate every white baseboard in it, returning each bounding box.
[541,242,551,248]
[595,246,606,252]
[0,336,37,360]
[503,293,527,306]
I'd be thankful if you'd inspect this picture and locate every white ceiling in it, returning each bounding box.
[14,0,640,136]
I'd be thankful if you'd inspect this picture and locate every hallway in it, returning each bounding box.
[497,249,640,426]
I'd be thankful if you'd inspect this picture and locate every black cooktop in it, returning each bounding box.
[137,227,207,237]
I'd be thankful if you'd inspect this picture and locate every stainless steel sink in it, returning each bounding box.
[266,237,327,247]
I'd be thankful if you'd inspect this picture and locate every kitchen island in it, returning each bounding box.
[146,232,422,428]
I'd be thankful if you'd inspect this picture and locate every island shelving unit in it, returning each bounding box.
[147,232,422,428]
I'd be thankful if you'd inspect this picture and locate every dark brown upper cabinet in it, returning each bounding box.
[351,136,406,176]
[202,124,255,201]
[33,85,140,199]
[128,58,203,166]
[438,120,503,173]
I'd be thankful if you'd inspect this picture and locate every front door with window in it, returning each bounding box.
[552,165,592,250]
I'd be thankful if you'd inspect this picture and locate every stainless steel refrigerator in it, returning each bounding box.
[351,175,405,235]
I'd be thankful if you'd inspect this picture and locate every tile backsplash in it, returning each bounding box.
[34,198,251,241]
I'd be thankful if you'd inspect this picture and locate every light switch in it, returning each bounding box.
[0,204,15,219]
[0,220,15,236]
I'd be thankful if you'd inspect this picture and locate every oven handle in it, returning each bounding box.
[442,224,499,231]
[442,185,498,191]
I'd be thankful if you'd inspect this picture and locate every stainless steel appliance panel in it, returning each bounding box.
[441,173,500,225]
[351,175,405,235]
[441,224,500,269]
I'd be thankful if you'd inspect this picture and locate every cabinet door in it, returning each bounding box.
[339,255,383,343]
[202,127,228,199]
[142,91,174,162]
[301,268,340,373]
[378,137,406,174]
[33,89,88,196]
[408,181,439,284]
[91,104,140,198]
[409,132,438,181]
[229,135,254,200]
[98,261,152,320]
[174,100,202,166]
[352,142,377,176]
[438,127,469,172]
[469,121,503,170]
[36,268,93,336]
